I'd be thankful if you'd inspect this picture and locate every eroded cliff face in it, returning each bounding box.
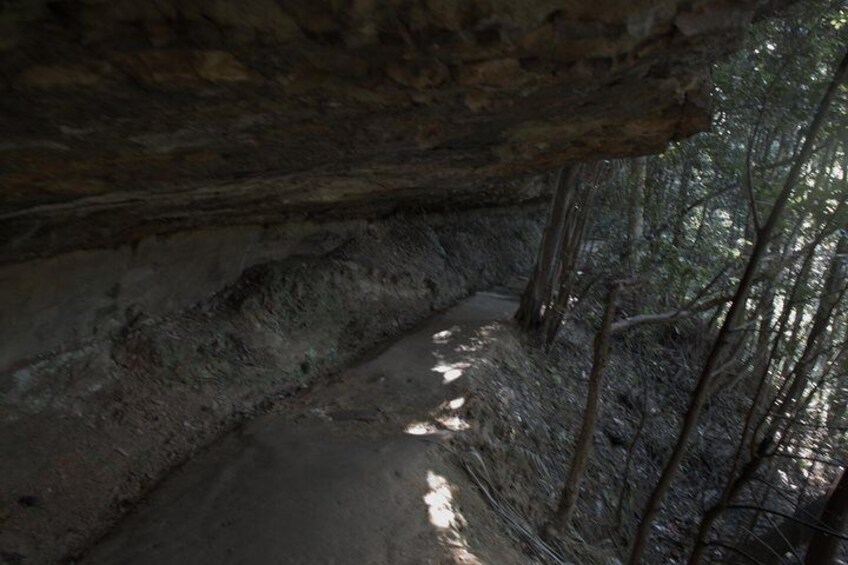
[2,0,773,263]
[0,3,788,562]
[1,207,543,564]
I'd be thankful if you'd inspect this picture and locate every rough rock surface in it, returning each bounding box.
[0,2,791,562]
[0,207,541,564]
[79,293,526,565]
[1,0,780,262]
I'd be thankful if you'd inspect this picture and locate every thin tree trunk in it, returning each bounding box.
[805,466,848,564]
[627,46,848,565]
[783,234,848,408]
[614,368,651,533]
[517,167,578,331]
[690,234,836,562]
[548,283,621,534]
[690,309,848,564]
[741,469,848,564]
[626,157,646,276]
[743,493,829,565]
[688,457,764,564]
[672,162,691,248]
[548,286,725,537]
[827,326,848,432]
[543,173,594,345]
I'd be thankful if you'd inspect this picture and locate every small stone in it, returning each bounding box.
[0,551,26,564]
[117,50,252,85]
[459,59,530,88]
[385,61,449,90]
[18,66,104,89]
[17,495,39,507]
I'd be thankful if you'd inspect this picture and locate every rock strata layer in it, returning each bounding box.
[1,0,779,262]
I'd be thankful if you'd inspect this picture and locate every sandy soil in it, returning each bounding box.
[78,293,527,565]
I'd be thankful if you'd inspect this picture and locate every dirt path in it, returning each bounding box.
[80,292,525,565]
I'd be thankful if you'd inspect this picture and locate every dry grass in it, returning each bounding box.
[444,312,751,564]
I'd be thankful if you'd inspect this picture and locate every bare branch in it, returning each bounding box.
[770,452,846,467]
[611,295,731,334]
[705,541,768,565]
[726,505,848,541]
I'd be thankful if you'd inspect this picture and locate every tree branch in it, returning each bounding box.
[726,504,848,541]
[611,295,731,334]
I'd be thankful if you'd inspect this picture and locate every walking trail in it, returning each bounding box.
[81,292,525,565]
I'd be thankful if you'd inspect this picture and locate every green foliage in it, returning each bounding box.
[585,0,848,314]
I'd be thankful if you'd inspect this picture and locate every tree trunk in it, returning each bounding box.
[672,162,691,248]
[626,157,646,276]
[736,493,829,564]
[783,234,848,408]
[548,283,621,534]
[543,170,594,345]
[805,467,848,565]
[516,167,578,331]
[826,329,848,432]
[627,46,848,565]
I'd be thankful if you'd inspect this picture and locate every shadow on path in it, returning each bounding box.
[82,292,523,565]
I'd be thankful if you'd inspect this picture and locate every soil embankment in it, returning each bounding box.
[81,293,525,564]
[1,208,541,564]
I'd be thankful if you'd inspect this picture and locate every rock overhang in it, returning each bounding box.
[0,0,781,263]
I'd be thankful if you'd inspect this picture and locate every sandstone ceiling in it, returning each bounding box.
[1,0,778,263]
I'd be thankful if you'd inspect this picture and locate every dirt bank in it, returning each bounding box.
[450,309,747,563]
[80,292,525,565]
[0,207,541,564]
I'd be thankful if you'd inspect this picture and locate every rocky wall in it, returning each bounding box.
[1,0,784,262]
[0,205,542,564]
